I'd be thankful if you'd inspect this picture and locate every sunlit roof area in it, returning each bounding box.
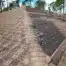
[45,0,56,4]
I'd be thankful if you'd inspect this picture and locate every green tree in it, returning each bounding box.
[50,0,64,14]
[55,0,64,6]
[56,0,64,14]
[50,2,57,12]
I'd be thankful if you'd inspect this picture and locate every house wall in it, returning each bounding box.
[64,0,66,13]
[64,0,66,6]
[0,0,17,9]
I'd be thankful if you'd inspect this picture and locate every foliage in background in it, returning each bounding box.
[50,2,57,11]
[36,0,46,10]
[49,0,65,14]
[55,0,64,7]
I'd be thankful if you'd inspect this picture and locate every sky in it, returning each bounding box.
[45,0,56,10]
[45,0,56,4]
